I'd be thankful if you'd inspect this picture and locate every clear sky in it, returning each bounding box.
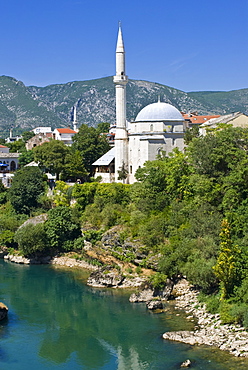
[0,0,247,92]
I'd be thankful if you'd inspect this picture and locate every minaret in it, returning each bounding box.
[72,105,78,132]
[113,23,129,183]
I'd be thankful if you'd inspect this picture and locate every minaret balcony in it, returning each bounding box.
[113,75,128,84]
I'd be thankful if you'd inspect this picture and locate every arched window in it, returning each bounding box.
[10,161,16,171]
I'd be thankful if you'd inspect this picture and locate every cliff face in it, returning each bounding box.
[0,75,247,135]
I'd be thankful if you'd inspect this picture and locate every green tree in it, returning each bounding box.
[62,149,87,181]
[72,124,110,176]
[6,139,25,153]
[97,122,110,133]
[18,149,34,167]
[21,131,35,143]
[45,206,81,250]
[117,161,128,182]
[184,125,200,145]
[9,167,45,214]
[213,219,243,299]
[33,140,70,180]
[14,223,48,256]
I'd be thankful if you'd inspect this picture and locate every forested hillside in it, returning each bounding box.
[0,75,248,137]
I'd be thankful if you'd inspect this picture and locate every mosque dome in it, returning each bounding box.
[135,101,184,122]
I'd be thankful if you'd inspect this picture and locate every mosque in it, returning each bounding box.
[93,25,186,184]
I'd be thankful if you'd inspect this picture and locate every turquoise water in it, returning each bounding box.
[0,260,248,369]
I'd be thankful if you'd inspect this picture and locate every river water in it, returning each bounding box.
[0,260,248,370]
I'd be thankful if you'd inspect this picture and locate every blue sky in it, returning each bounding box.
[0,0,247,92]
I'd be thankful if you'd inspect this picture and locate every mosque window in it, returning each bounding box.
[150,124,153,132]
[130,165,132,174]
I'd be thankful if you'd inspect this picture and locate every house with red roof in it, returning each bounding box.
[52,128,77,145]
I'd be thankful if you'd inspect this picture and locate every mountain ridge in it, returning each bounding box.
[0,75,247,136]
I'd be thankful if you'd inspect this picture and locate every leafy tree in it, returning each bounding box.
[14,223,48,256]
[187,127,248,178]
[62,149,87,181]
[72,124,110,176]
[9,167,46,214]
[213,219,243,299]
[184,125,200,145]
[21,131,35,143]
[97,122,110,133]
[6,139,25,153]
[45,206,81,250]
[18,149,34,167]
[53,181,72,207]
[117,161,128,182]
[33,140,70,180]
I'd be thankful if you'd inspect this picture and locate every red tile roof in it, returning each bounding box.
[56,128,76,134]
[182,113,220,124]
[0,145,8,148]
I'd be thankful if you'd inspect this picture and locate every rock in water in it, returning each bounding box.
[87,266,124,288]
[181,359,191,367]
[0,302,8,320]
[146,300,163,310]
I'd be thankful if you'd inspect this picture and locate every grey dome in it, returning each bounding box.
[135,102,184,122]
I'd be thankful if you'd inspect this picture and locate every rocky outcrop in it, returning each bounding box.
[100,227,162,269]
[129,279,173,311]
[50,256,98,271]
[146,300,163,310]
[163,278,248,358]
[87,266,147,288]
[4,254,51,264]
[0,302,8,320]
[18,214,48,229]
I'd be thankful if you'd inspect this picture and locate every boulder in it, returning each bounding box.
[129,289,154,303]
[0,302,8,320]
[87,266,125,288]
[181,359,191,367]
[146,300,163,310]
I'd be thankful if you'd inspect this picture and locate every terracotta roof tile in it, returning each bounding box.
[56,128,76,134]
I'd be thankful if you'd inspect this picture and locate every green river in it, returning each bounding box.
[0,259,248,369]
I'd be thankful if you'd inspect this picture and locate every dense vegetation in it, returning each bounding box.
[1,126,248,327]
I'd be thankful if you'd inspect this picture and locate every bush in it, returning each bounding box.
[45,206,81,250]
[149,272,167,290]
[14,223,48,256]
[9,167,45,214]
[0,230,15,248]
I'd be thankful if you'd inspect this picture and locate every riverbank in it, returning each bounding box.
[163,279,248,358]
[3,251,248,358]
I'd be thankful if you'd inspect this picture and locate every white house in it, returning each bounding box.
[52,128,77,145]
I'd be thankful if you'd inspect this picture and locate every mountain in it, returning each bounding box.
[0,75,247,136]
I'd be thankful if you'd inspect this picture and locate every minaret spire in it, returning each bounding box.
[113,23,129,183]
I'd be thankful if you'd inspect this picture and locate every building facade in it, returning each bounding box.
[93,25,186,184]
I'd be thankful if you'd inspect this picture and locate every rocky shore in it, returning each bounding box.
[163,279,248,358]
[3,251,248,358]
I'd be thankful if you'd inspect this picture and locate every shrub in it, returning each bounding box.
[14,223,48,256]
[9,167,45,214]
[149,272,167,290]
[45,206,81,250]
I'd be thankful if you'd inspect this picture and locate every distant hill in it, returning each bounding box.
[0,75,247,136]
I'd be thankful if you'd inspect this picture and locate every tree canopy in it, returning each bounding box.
[72,124,110,176]
[9,167,46,214]
[33,140,70,180]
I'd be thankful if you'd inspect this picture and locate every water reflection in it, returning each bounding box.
[1,260,248,369]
